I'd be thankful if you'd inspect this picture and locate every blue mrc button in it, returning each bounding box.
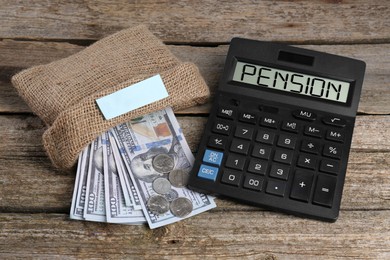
[203,149,224,166]
[198,164,219,181]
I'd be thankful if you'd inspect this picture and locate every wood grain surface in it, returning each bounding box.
[0,41,389,114]
[0,115,389,213]
[0,0,389,259]
[0,0,389,43]
[1,211,389,259]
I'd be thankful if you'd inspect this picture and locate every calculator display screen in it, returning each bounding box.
[232,61,350,103]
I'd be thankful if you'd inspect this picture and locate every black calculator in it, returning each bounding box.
[188,38,365,221]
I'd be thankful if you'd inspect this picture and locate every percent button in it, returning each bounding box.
[323,144,342,159]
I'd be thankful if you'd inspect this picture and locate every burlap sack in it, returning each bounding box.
[12,25,180,125]
[12,25,210,169]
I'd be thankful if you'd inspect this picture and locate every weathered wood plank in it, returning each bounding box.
[0,41,389,114]
[1,149,388,213]
[0,211,389,259]
[0,0,389,43]
[0,1,388,257]
[1,115,388,162]
[0,115,389,211]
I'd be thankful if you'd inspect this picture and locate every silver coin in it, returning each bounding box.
[152,154,175,173]
[169,169,190,188]
[164,189,179,202]
[152,177,171,195]
[147,195,170,215]
[169,197,193,218]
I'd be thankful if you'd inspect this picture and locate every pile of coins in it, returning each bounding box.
[147,154,192,218]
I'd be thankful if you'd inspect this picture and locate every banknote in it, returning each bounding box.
[109,133,142,210]
[70,145,90,220]
[115,156,133,207]
[108,132,134,208]
[102,132,145,224]
[111,107,216,229]
[83,135,106,222]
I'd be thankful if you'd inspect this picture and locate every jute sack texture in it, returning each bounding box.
[12,25,210,169]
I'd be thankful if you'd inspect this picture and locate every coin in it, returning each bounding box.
[169,197,193,218]
[147,195,170,215]
[164,189,179,202]
[169,169,190,188]
[152,154,175,173]
[152,177,171,195]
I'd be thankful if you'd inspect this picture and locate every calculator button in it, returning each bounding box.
[320,159,340,175]
[304,125,323,138]
[203,149,224,166]
[297,154,317,170]
[197,164,219,181]
[243,174,264,191]
[266,180,286,197]
[225,154,246,171]
[281,120,300,133]
[207,135,227,150]
[252,144,272,160]
[255,130,275,145]
[221,170,242,187]
[323,144,342,159]
[260,116,279,129]
[212,120,232,136]
[273,150,294,165]
[290,170,314,202]
[234,125,254,140]
[217,106,236,120]
[313,174,337,207]
[277,134,297,149]
[269,164,290,180]
[325,130,345,143]
[230,139,251,155]
[292,109,316,121]
[239,112,257,124]
[247,158,268,175]
[322,116,346,128]
[300,140,320,154]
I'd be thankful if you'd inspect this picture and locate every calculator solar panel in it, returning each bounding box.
[188,38,365,221]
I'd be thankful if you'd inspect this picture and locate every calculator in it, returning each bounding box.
[188,38,366,221]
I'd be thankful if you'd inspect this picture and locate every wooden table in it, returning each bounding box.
[1,1,389,258]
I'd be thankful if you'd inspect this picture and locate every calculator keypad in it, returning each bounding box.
[191,94,352,222]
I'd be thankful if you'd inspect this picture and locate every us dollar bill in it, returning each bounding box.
[115,158,133,207]
[111,107,216,229]
[109,133,142,210]
[102,132,145,224]
[70,145,90,220]
[83,135,106,222]
[108,132,133,208]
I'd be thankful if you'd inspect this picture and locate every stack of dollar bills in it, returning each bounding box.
[70,107,216,229]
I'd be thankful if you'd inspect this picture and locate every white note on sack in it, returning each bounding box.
[96,74,169,120]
